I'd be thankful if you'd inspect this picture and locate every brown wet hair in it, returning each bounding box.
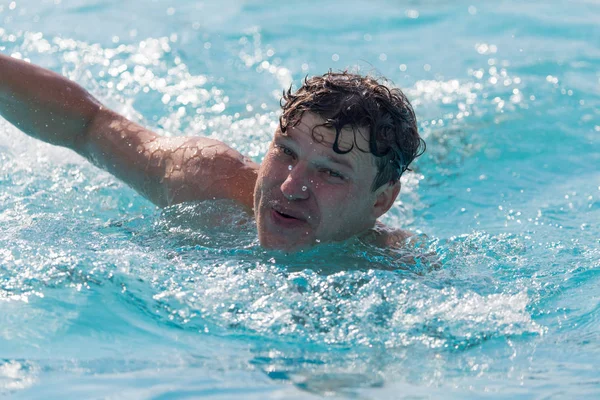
[279,71,425,191]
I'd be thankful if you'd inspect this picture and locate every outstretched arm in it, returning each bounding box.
[0,53,258,207]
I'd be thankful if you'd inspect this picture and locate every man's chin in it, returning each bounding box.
[258,234,315,253]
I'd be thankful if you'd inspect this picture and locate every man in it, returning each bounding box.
[0,53,425,252]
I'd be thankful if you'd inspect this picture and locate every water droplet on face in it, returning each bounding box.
[302,186,307,191]
[288,165,292,171]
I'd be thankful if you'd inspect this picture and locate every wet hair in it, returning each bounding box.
[279,71,425,191]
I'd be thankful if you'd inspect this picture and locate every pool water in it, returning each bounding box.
[1,0,599,398]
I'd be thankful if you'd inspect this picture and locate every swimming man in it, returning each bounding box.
[0,53,425,251]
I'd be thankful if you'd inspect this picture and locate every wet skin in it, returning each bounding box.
[253,113,400,251]
[0,54,404,251]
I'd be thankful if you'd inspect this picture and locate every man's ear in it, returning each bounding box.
[372,181,401,219]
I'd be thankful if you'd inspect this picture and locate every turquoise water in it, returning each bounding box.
[1,0,599,398]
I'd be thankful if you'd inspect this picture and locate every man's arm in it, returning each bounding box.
[0,53,258,207]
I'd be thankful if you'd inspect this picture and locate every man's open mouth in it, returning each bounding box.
[275,210,299,220]
[270,207,307,225]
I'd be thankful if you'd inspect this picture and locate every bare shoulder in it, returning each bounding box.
[83,108,259,208]
[360,222,440,271]
[163,136,259,208]
[360,221,415,248]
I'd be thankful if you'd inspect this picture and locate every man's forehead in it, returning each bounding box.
[281,113,370,150]
[276,113,376,170]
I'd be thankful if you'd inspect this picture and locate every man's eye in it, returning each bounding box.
[276,145,294,156]
[323,169,345,180]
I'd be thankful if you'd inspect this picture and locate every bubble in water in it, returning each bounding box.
[302,186,307,191]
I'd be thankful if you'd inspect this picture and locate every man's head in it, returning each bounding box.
[254,71,425,251]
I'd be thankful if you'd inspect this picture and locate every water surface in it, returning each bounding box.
[1,0,599,398]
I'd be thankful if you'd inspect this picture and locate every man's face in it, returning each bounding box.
[254,112,389,251]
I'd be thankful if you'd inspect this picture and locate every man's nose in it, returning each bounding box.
[280,162,310,201]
